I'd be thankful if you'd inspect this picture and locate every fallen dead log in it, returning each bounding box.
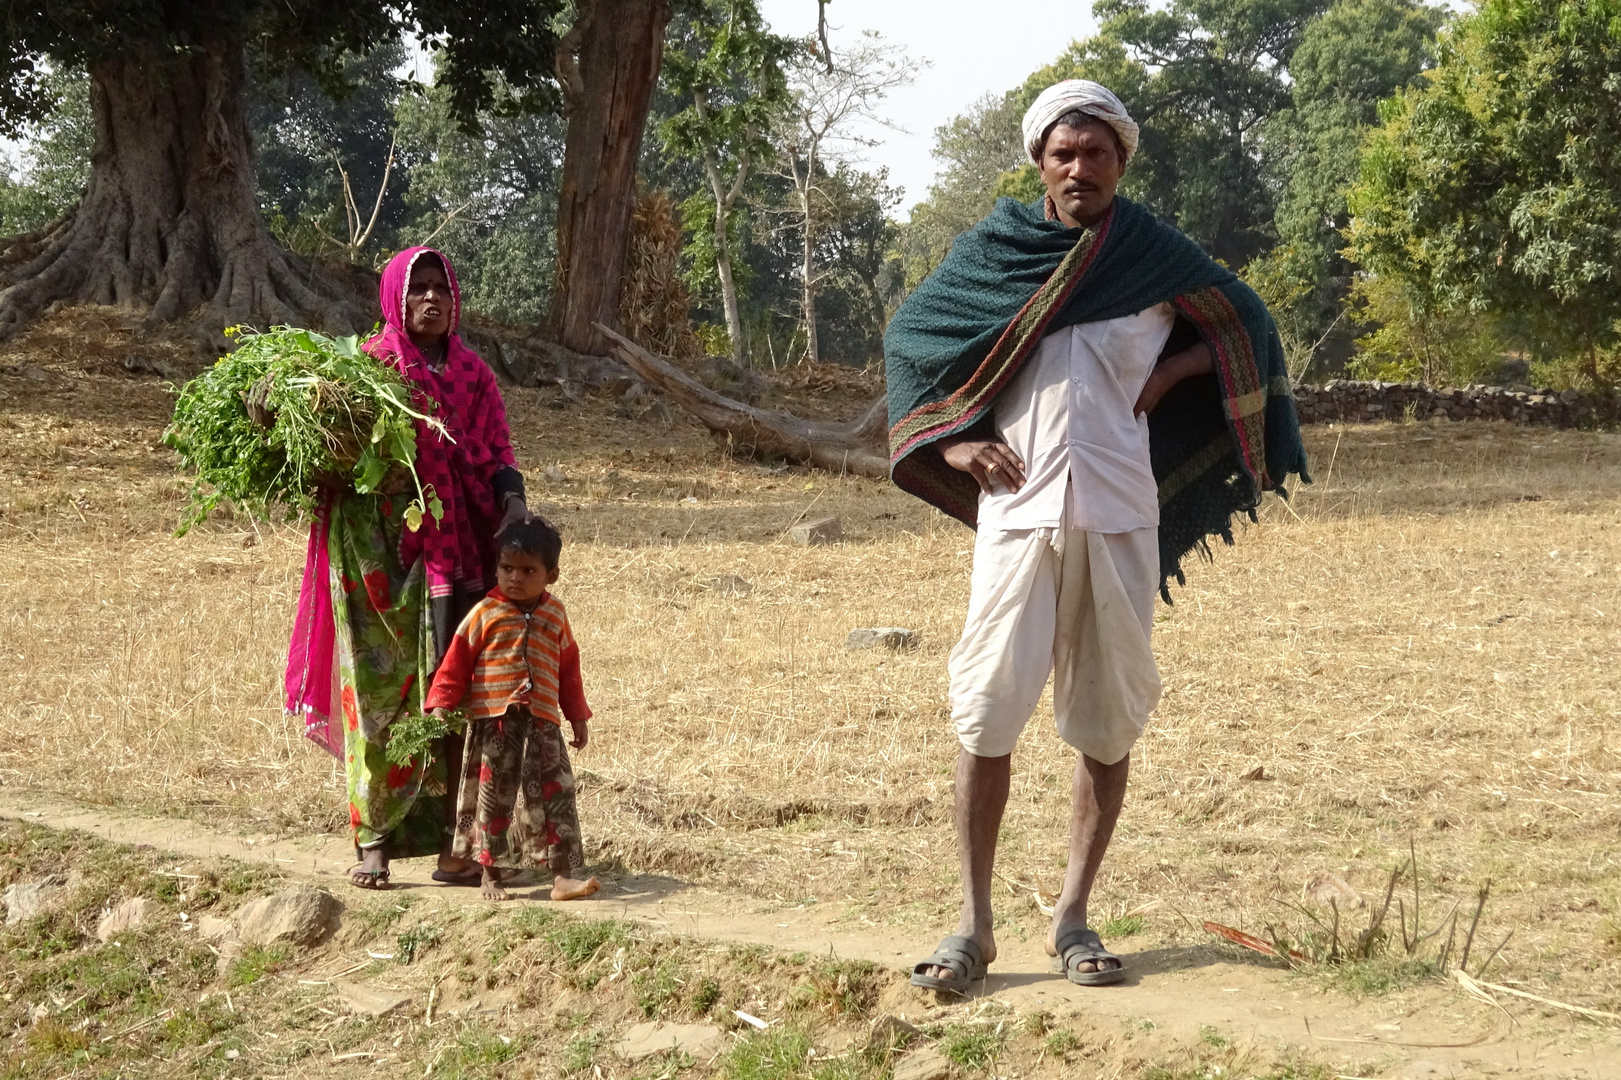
[595,323,891,480]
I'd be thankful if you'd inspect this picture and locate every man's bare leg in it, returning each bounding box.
[1046,752,1130,973]
[924,748,1011,984]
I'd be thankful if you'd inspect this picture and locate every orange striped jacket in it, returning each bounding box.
[424,588,590,725]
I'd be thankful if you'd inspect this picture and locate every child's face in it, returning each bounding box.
[497,549,557,603]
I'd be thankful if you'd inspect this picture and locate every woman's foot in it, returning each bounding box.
[480,865,510,902]
[350,846,390,890]
[551,874,600,901]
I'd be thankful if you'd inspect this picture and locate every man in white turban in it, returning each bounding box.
[888,79,1307,995]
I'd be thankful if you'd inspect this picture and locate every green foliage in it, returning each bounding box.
[1053,0,1334,267]
[547,917,631,967]
[249,43,409,265]
[384,708,464,766]
[394,66,568,324]
[1255,0,1446,368]
[691,975,723,1014]
[163,327,446,534]
[1347,0,1621,385]
[3,2,569,140]
[0,66,91,236]
[1345,272,1507,385]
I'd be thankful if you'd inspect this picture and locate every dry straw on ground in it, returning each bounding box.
[2,308,1620,1017]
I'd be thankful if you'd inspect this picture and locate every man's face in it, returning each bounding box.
[1038,120,1124,229]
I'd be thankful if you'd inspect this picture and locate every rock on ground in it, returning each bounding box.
[844,627,918,651]
[3,876,65,925]
[789,516,842,546]
[332,980,411,1017]
[616,1021,725,1063]
[96,897,155,941]
[232,886,343,949]
[892,1048,952,1080]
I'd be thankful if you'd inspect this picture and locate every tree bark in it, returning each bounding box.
[799,171,821,365]
[549,0,672,356]
[598,323,889,479]
[693,90,750,366]
[0,39,366,346]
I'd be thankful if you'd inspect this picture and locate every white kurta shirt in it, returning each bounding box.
[977,304,1175,534]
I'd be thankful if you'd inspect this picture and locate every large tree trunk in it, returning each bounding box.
[549,0,671,356]
[0,40,366,346]
[598,324,889,479]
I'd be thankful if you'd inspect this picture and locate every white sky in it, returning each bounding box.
[757,0,1099,216]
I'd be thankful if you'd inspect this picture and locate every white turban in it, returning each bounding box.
[1021,79,1139,166]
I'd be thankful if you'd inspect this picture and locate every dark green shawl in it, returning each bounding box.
[884,195,1309,595]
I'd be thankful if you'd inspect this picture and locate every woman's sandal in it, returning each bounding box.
[909,935,989,995]
[1050,927,1126,986]
[349,867,391,890]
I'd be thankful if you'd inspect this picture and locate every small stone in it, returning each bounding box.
[3,876,65,925]
[867,1013,919,1050]
[789,516,842,546]
[844,627,918,651]
[543,465,568,483]
[616,1021,725,1063]
[819,1029,859,1054]
[97,898,155,942]
[224,1049,240,1060]
[698,574,753,596]
[333,980,411,1017]
[892,1048,952,1080]
[232,886,343,949]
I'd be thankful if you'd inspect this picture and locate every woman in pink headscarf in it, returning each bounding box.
[284,247,533,889]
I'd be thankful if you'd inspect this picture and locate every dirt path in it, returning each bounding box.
[2,792,1614,1077]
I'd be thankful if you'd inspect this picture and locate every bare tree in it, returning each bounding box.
[773,30,918,364]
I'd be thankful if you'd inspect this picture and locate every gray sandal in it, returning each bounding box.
[1051,928,1126,986]
[910,934,988,994]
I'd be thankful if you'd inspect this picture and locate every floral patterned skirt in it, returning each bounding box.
[450,709,585,875]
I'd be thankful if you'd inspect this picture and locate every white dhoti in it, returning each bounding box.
[948,514,1161,763]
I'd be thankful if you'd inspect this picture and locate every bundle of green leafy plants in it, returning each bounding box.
[384,708,466,766]
[164,326,448,534]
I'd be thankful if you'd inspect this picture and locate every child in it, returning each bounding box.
[424,519,600,902]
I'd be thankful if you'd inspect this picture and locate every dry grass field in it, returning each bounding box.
[3,306,1621,1033]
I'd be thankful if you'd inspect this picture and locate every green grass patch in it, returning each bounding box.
[634,957,687,1018]
[227,942,293,987]
[719,1026,865,1080]
[1318,955,1440,996]
[1044,1028,1082,1057]
[691,976,723,1015]
[396,923,443,964]
[787,957,881,1017]
[1097,913,1146,938]
[562,1031,608,1075]
[347,894,416,938]
[933,1022,1007,1070]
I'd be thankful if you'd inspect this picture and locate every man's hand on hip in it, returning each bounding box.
[940,437,1026,494]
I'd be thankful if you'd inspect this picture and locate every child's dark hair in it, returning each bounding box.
[497,518,562,570]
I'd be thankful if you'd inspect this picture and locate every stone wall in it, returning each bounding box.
[1292,380,1620,428]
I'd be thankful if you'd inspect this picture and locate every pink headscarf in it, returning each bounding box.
[366,246,517,600]
[285,246,516,756]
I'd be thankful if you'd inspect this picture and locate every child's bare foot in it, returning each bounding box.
[551,874,600,901]
[480,866,510,902]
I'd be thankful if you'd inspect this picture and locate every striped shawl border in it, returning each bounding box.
[888,211,1112,461]
[1171,288,1269,489]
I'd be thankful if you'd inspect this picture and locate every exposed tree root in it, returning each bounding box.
[0,40,372,354]
[598,323,891,479]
